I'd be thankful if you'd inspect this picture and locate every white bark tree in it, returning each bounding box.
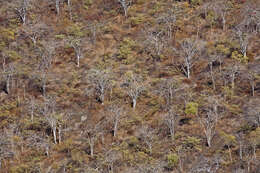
[164,108,179,138]
[156,11,176,39]
[83,121,104,157]
[2,64,15,94]
[23,22,48,46]
[190,156,220,173]
[87,69,112,105]
[240,3,260,34]
[14,0,30,25]
[234,27,250,58]
[225,64,240,94]
[67,37,84,67]
[41,97,58,144]
[175,38,201,79]
[107,104,124,137]
[157,78,178,109]
[211,0,231,31]
[145,30,165,58]
[29,96,36,121]
[199,109,218,148]
[118,0,132,18]
[138,125,155,152]
[122,74,145,109]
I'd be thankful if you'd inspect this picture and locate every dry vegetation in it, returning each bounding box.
[0,0,260,172]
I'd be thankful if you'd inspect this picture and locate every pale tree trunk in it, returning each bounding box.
[31,106,34,121]
[67,0,72,20]
[53,126,57,144]
[133,98,137,109]
[113,120,118,137]
[228,145,232,162]
[56,0,60,15]
[251,81,255,97]
[6,76,10,94]
[239,141,243,160]
[210,62,216,90]
[170,126,174,138]
[76,54,80,67]
[58,124,62,144]
[88,137,94,157]
[222,14,226,31]
[45,146,49,156]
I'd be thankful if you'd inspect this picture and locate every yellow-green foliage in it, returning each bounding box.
[167,153,179,167]
[183,136,201,150]
[220,131,236,146]
[216,44,231,56]
[129,14,145,27]
[206,10,217,25]
[10,164,30,173]
[83,0,93,10]
[249,127,260,145]
[4,50,21,61]
[71,149,88,164]
[191,0,202,6]
[231,51,248,63]
[0,27,15,41]
[185,102,198,115]
[66,23,85,38]
[118,38,136,64]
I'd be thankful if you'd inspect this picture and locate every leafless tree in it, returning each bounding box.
[157,78,178,109]
[240,3,260,34]
[37,41,57,96]
[189,155,220,173]
[175,38,201,79]
[2,64,15,94]
[225,64,240,93]
[38,41,57,72]
[234,27,250,58]
[87,69,112,105]
[156,11,176,39]
[199,109,218,147]
[138,125,155,152]
[244,71,257,97]
[207,54,219,90]
[29,96,36,121]
[14,0,30,25]
[23,22,48,45]
[122,74,145,109]
[66,0,72,19]
[164,108,179,138]
[25,133,50,156]
[40,97,58,144]
[118,0,132,18]
[137,161,165,173]
[0,130,15,163]
[82,120,104,157]
[104,149,121,173]
[145,30,165,58]
[212,0,231,30]
[67,37,84,67]
[107,104,124,137]
[55,0,61,15]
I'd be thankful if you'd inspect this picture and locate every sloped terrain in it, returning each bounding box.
[0,0,260,172]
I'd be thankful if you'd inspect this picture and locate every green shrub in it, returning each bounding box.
[191,0,202,6]
[129,14,145,27]
[83,0,93,10]
[118,38,136,64]
[183,136,201,150]
[167,153,179,168]
[185,102,198,116]
[231,51,248,63]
